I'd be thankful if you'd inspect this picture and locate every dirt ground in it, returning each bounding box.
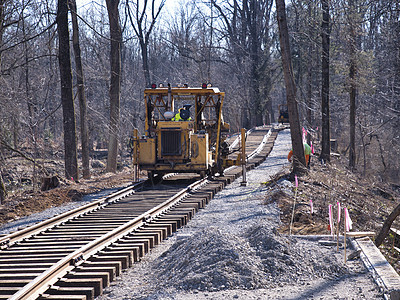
[0,163,136,226]
[267,156,400,274]
[1,146,399,275]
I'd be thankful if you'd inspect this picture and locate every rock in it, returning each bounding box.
[347,250,361,260]
[318,240,340,247]
[372,187,394,201]
[91,160,105,168]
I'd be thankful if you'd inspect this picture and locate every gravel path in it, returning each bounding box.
[96,130,383,300]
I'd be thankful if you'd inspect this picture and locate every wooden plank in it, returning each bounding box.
[106,246,141,262]
[90,255,129,270]
[57,278,103,297]
[98,251,134,268]
[82,261,121,277]
[38,294,86,300]
[0,286,18,295]
[75,266,116,282]
[356,238,400,300]
[346,231,375,238]
[66,271,110,289]
[0,279,31,286]
[0,273,40,279]
[45,286,94,300]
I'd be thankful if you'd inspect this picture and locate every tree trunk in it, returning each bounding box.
[393,6,400,179]
[249,0,262,126]
[207,0,213,83]
[275,0,306,174]
[320,0,331,162]
[140,40,151,87]
[57,0,79,180]
[349,59,356,169]
[12,115,18,149]
[106,0,122,173]
[348,0,357,170]
[375,202,400,247]
[22,5,39,189]
[306,64,312,145]
[0,0,3,69]
[70,0,91,179]
[357,121,367,175]
[0,170,6,204]
[306,1,313,145]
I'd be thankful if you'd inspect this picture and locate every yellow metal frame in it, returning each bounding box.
[134,85,239,176]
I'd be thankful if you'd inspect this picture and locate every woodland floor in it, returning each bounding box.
[0,161,135,227]
[1,142,400,275]
[269,156,400,275]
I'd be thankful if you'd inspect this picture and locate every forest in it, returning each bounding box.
[0,0,399,199]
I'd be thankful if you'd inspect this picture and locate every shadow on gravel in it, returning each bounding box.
[261,162,287,168]
[229,211,267,223]
[286,272,380,300]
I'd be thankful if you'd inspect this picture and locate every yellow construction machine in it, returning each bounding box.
[132,84,242,180]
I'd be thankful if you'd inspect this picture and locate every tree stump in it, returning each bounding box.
[41,176,60,191]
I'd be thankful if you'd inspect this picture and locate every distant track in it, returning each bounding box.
[0,125,280,300]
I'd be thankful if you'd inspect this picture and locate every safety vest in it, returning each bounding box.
[172,112,182,121]
[172,112,191,121]
[304,143,311,155]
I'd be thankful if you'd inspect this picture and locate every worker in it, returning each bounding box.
[287,142,312,167]
[172,108,183,121]
[172,106,192,121]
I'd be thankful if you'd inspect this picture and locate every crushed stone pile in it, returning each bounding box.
[153,224,349,292]
[155,227,266,291]
[245,225,348,284]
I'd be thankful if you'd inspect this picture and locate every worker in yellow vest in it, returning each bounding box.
[172,108,183,121]
[172,107,192,121]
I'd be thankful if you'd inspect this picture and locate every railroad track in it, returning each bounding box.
[0,126,279,300]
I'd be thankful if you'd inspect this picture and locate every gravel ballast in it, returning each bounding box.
[95,129,382,299]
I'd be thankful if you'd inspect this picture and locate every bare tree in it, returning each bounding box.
[320,0,330,162]
[126,0,165,87]
[305,0,316,145]
[212,0,274,127]
[70,0,90,179]
[348,0,358,170]
[106,0,122,173]
[276,0,306,174]
[57,0,79,180]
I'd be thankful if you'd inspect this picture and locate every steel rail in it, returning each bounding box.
[247,128,272,160]
[0,180,146,249]
[228,127,255,152]
[10,177,208,300]
[228,134,240,151]
[224,127,271,173]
